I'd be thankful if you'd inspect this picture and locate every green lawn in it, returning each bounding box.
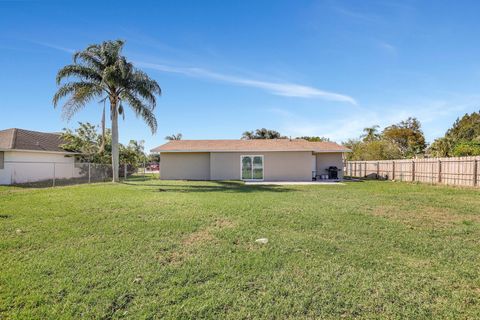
[1,179,479,319]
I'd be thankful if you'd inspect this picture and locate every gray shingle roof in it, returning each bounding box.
[0,128,71,153]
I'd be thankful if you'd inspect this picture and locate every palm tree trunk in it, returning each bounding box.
[110,98,120,182]
[100,104,106,153]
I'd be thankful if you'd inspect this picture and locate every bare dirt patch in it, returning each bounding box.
[160,218,236,265]
[182,228,215,247]
[182,218,236,246]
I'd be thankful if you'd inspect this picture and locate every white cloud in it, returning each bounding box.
[270,107,389,142]
[30,41,75,54]
[136,61,357,104]
[332,6,382,24]
[377,41,397,56]
[27,39,356,104]
[270,95,480,143]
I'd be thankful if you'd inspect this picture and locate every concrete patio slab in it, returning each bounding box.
[245,181,345,186]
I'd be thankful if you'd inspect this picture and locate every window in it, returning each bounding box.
[240,155,264,180]
[0,151,4,169]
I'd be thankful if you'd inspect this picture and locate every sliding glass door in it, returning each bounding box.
[241,155,264,180]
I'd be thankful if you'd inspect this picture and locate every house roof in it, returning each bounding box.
[0,128,71,153]
[151,139,351,153]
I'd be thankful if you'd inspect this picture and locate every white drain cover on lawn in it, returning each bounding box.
[255,238,268,244]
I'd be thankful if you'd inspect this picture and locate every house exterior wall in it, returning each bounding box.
[0,151,76,185]
[315,152,344,179]
[160,152,210,180]
[209,152,241,180]
[210,151,313,181]
[265,151,313,181]
[159,151,345,181]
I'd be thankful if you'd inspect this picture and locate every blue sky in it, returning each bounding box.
[1,0,480,152]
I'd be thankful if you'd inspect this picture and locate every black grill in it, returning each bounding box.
[326,166,341,179]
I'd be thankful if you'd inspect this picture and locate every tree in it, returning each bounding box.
[61,122,111,164]
[428,111,480,156]
[241,128,287,139]
[296,136,331,142]
[428,137,452,157]
[148,153,161,163]
[53,40,161,182]
[165,133,183,140]
[382,117,426,157]
[342,118,425,160]
[451,141,480,156]
[61,122,146,166]
[120,140,147,167]
[361,125,380,142]
[343,138,402,161]
[445,111,480,142]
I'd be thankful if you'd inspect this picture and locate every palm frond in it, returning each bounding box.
[121,91,158,133]
[101,40,125,66]
[56,65,102,85]
[73,50,104,71]
[53,82,102,120]
[53,82,102,107]
[126,70,161,107]
[61,86,102,121]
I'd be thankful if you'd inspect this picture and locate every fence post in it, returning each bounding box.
[376,161,380,178]
[52,163,56,187]
[473,160,478,187]
[124,164,127,180]
[412,160,415,182]
[364,162,367,177]
[392,161,395,180]
[88,163,91,183]
[438,160,442,183]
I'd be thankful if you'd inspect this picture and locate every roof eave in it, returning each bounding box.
[153,149,351,153]
[0,148,81,155]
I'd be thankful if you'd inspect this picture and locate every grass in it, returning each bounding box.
[1,179,479,319]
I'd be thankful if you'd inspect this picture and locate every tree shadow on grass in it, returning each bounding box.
[342,177,366,182]
[8,178,109,189]
[121,180,296,193]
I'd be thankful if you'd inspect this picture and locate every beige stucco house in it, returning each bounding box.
[0,128,78,185]
[151,139,350,181]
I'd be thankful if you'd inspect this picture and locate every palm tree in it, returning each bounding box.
[361,125,380,142]
[165,133,183,140]
[53,40,161,182]
[241,128,286,139]
[241,130,255,140]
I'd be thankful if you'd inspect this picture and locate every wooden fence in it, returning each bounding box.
[344,156,480,188]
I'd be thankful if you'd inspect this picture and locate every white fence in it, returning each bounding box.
[0,161,152,187]
[345,156,480,188]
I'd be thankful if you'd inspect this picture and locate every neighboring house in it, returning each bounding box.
[0,128,77,185]
[151,139,350,181]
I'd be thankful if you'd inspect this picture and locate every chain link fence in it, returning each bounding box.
[0,161,160,187]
